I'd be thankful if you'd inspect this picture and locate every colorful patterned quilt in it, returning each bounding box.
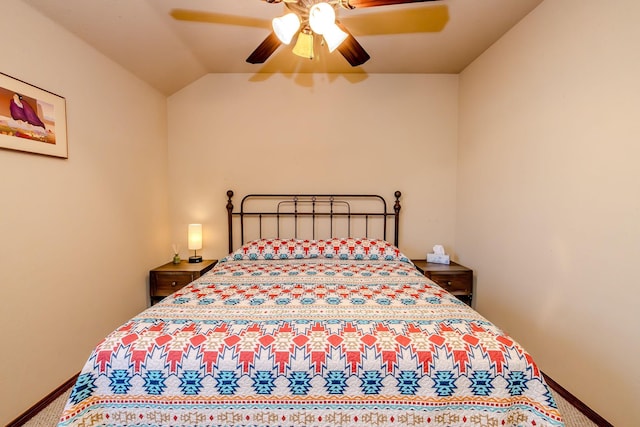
[59,239,564,427]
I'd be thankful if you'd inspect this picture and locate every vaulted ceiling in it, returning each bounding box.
[23,0,543,94]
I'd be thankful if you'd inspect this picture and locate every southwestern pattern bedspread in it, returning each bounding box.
[59,239,564,426]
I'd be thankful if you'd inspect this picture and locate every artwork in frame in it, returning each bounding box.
[0,73,67,158]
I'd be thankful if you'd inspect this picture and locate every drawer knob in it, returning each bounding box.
[171,281,178,287]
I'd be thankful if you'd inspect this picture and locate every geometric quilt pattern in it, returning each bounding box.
[59,240,564,427]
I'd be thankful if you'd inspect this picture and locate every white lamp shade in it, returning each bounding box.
[272,13,300,44]
[309,3,335,35]
[323,24,348,52]
[188,224,202,250]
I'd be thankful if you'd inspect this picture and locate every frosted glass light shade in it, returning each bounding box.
[292,30,314,59]
[272,13,300,44]
[323,24,348,52]
[188,224,203,250]
[309,3,335,35]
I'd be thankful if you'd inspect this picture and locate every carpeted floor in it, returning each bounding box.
[23,387,598,427]
[552,389,599,427]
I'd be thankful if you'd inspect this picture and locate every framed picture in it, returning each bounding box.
[0,73,68,158]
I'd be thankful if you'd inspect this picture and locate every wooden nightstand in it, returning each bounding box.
[149,259,217,305]
[412,259,473,306]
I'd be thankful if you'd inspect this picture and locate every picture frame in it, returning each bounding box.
[0,73,68,158]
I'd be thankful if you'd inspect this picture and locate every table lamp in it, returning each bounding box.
[188,223,203,263]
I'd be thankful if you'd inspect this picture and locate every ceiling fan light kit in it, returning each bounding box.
[271,1,343,55]
[247,0,441,65]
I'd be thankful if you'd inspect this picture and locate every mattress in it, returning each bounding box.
[58,238,564,426]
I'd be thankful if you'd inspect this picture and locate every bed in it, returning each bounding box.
[58,191,564,427]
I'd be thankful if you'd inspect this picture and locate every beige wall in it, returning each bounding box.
[457,0,640,425]
[6,0,637,424]
[0,1,171,423]
[166,73,459,261]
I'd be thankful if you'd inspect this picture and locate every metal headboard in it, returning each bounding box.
[226,190,402,253]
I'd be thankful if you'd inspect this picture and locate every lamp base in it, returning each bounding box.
[188,255,202,263]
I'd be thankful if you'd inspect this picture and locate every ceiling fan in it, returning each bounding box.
[172,0,444,67]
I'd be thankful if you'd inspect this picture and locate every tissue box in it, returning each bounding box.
[427,253,450,264]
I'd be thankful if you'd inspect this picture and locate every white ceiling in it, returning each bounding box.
[22,0,543,95]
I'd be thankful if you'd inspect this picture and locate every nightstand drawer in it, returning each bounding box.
[429,272,471,294]
[154,272,196,296]
[149,259,217,305]
[411,259,473,306]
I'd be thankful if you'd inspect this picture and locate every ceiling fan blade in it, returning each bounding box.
[340,5,448,35]
[246,32,282,64]
[346,0,440,8]
[335,23,370,66]
[170,9,271,29]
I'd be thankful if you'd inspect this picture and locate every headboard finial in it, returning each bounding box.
[226,190,234,253]
[393,191,401,247]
